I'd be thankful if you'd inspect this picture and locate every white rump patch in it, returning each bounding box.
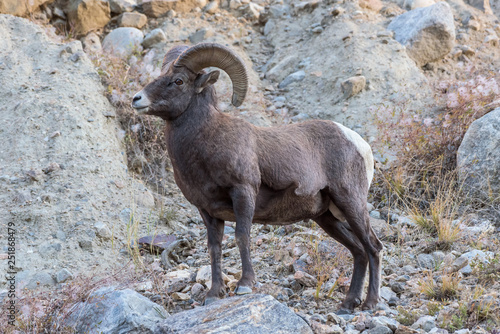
[329,202,347,222]
[333,122,374,186]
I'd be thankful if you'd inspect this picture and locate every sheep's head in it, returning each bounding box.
[132,43,248,120]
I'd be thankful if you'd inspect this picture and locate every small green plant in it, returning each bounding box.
[304,225,350,300]
[446,302,468,331]
[471,253,500,284]
[427,301,443,316]
[159,207,179,226]
[396,306,421,326]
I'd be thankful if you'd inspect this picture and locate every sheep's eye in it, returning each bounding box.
[174,79,183,86]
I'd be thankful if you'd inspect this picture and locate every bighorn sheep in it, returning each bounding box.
[132,43,383,311]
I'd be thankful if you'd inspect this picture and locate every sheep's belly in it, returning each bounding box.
[201,185,330,224]
[252,189,329,225]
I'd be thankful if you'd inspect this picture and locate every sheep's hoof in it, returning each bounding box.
[204,297,219,305]
[235,286,252,295]
[338,297,362,313]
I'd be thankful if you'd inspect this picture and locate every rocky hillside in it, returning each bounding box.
[0,0,499,333]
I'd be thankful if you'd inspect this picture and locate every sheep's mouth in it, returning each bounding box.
[134,106,150,115]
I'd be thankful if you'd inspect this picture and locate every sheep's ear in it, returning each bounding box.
[194,70,220,93]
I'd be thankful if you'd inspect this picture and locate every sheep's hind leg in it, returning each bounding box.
[315,211,368,313]
[230,185,257,295]
[200,209,226,305]
[329,195,383,311]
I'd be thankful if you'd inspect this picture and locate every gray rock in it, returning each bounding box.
[224,225,235,234]
[188,27,215,44]
[411,315,436,331]
[120,208,134,224]
[264,20,276,36]
[196,265,212,285]
[191,282,205,301]
[417,253,436,269]
[243,3,264,19]
[143,28,167,48]
[294,271,318,287]
[451,255,468,272]
[204,1,219,13]
[94,221,112,240]
[326,312,344,326]
[56,268,74,283]
[230,0,242,9]
[380,286,397,302]
[79,239,93,251]
[290,113,311,122]
[390,281,405,293]
[366,326,393,334]
[432,251,445,266]
[102,27,144,58]
[66,287,168,333]
[153,294,313,333]
[457,108,500,201]
[388,2,455,66]
[341,76,366,99]
[370,316,399,331]
[109,0,137,13]
[18,271,56,289]
[265,55,298,82]
[460,249,494,262]
[279,70,306,88]
[456,249,494,274]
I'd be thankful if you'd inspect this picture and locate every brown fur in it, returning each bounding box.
[132,54,383,311]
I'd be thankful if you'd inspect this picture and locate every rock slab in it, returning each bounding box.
[153,294,313,334]
[457,108,500,201]
[66,287,168,333]
[388,2,455,66]
[67,0,111,36]
[0,0,51,17]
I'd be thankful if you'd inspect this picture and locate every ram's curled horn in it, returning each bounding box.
[174,42,248,107]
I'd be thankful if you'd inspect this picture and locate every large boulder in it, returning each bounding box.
[66,287,168,333]
[153,294,313,333]
[457,108,500,201]
[0,0,51,17]
[66,0,111,36]
[388,2,455,66]
[103,27,144,58]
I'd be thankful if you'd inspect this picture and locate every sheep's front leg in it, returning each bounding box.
[199,209,225,305]
[230,185,256,295]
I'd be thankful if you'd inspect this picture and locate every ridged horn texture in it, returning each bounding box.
[162,45,189,72]
[174,43,248,107]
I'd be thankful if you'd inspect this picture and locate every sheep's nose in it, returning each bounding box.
[133,95,141,102]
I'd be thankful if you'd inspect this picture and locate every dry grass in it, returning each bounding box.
[89,50,173,194]
[418,271,460,301]
[371,69,500,225]
[304,226,351,300]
